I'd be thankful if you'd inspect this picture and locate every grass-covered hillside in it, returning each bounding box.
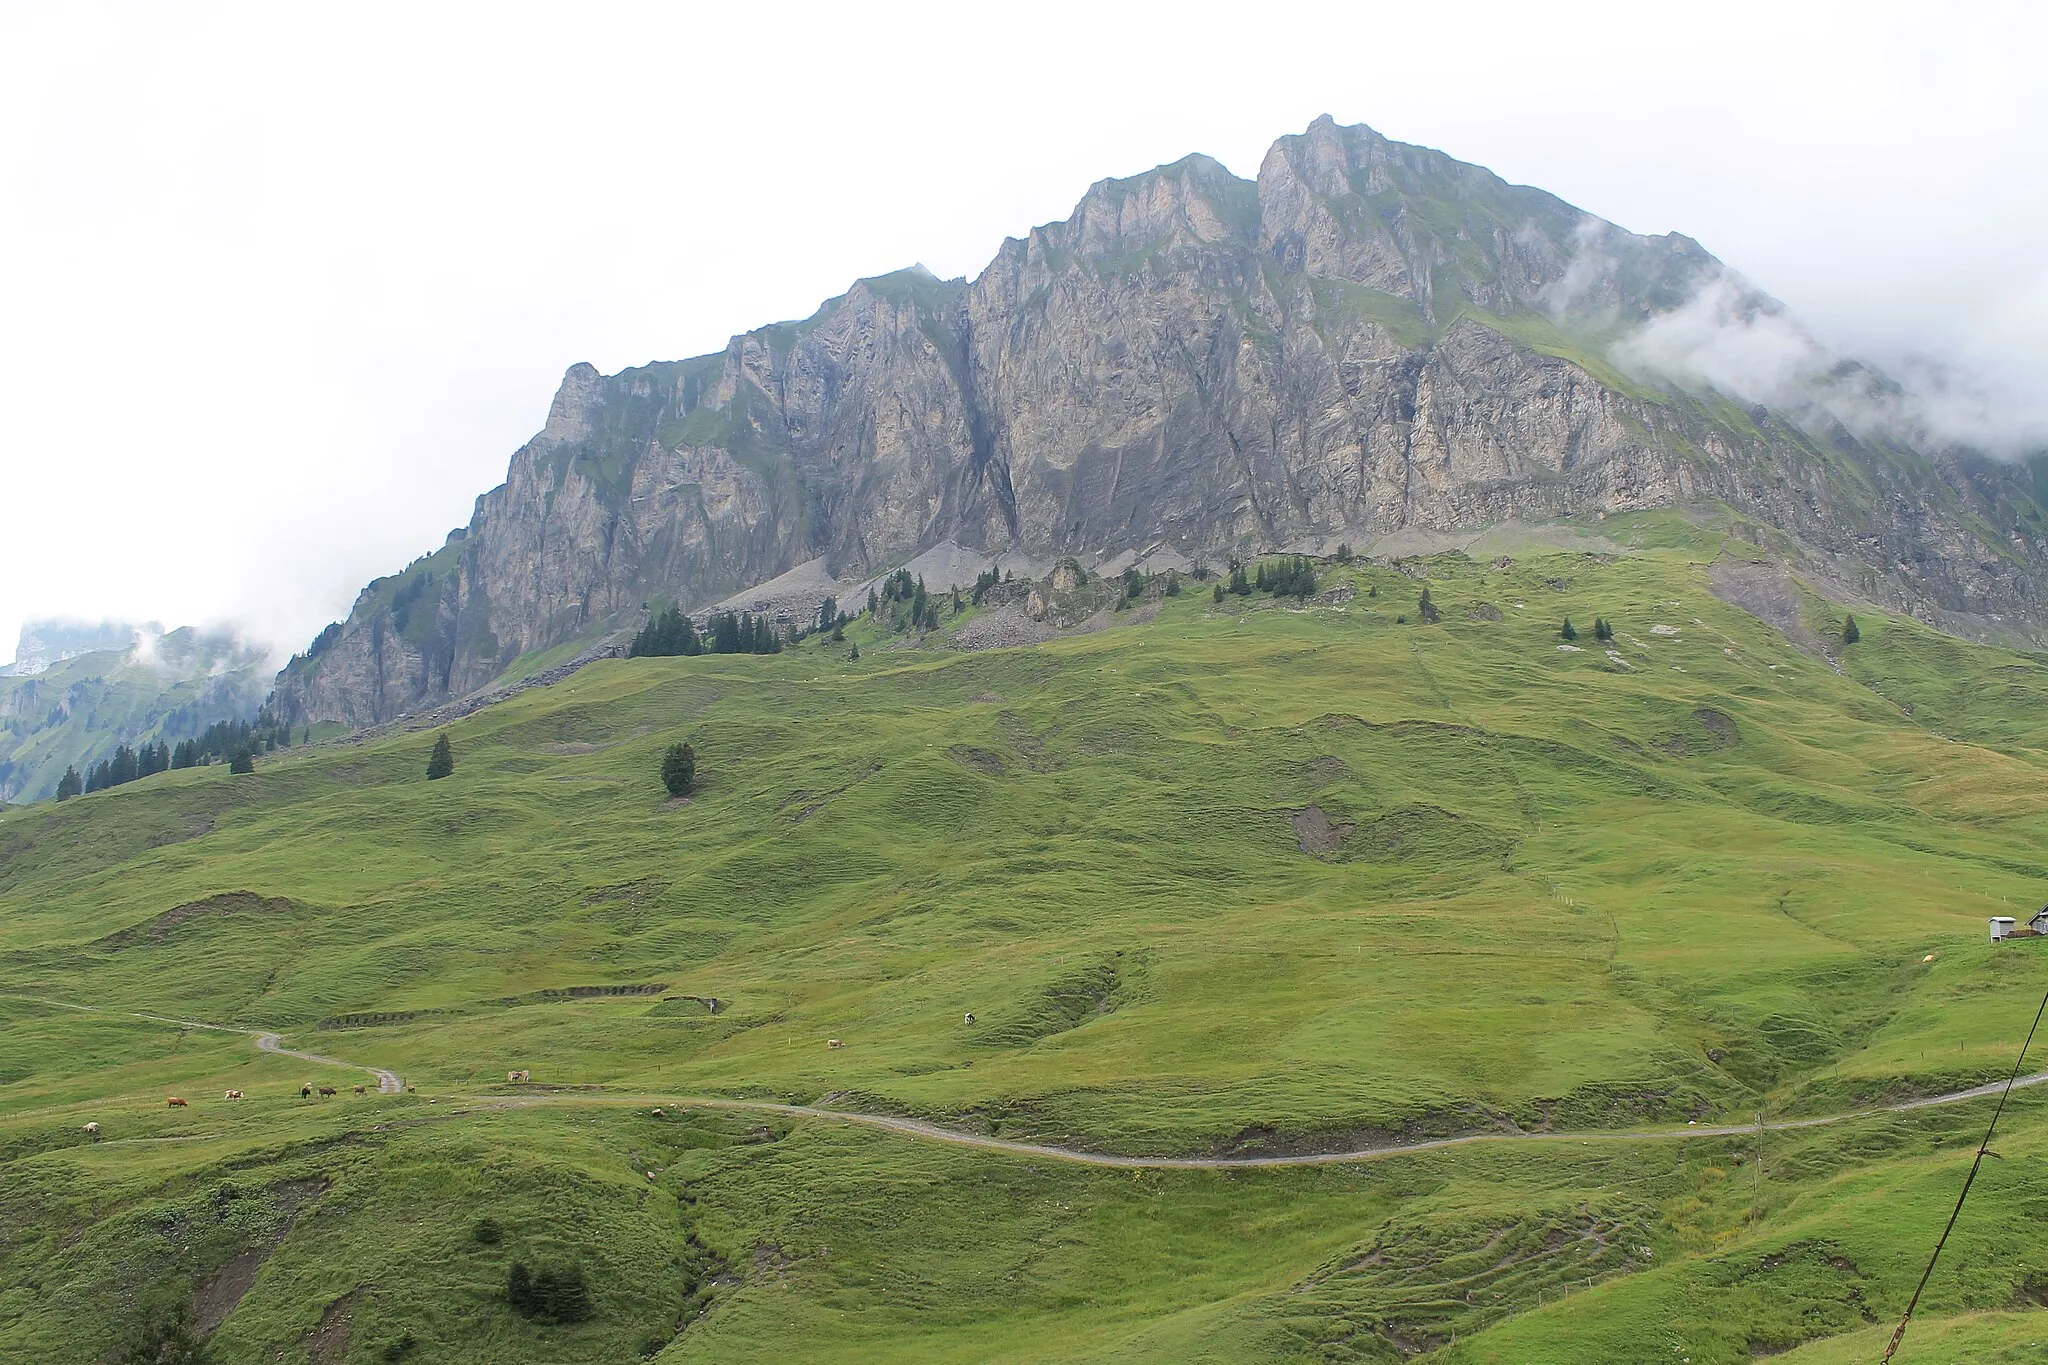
[0,626,272,803]
[5,529,2048,1362]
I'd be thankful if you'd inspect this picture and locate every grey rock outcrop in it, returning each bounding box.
[274,116,2048,728]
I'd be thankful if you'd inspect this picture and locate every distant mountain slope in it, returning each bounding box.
[275,115,2048,729]
[0,623,271,802]
[0,619,139,677]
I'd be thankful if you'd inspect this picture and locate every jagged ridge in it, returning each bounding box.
[274,116,2048,729]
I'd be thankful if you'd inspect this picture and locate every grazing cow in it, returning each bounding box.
[963,1012,976,1025]
[83,1121,100,1142]
[651,1107,666,1118]
[827,1039,844,1049]
[352,1085,366,1095]
[317,1086,337,1097]
[223,1090,243,1100]
[166,1097,188,1108]
[301,1084,313,1098]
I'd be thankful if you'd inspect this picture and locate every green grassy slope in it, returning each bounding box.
[0,628,271,802]
[5,542,2048,1362]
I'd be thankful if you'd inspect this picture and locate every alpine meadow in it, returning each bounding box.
[7,106,2048,1365]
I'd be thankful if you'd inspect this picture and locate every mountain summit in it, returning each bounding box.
[274,117,2048,728]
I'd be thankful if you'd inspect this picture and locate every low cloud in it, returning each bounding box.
[1544,220,2048,458]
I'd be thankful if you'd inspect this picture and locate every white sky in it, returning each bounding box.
[4,0,2044,666]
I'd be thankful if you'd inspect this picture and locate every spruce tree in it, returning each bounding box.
[56,766,82,801]
[1213,584,1226,603]
[1593,617,1613,642]
[848,642,859,661]
[228,749,255,775]
[1560,617,1578,641]
[118,1303,211,1365]
[426,733,454,780]
[661,742,695,797]
[1843,613,1860,644]
[1418,587,1441,624]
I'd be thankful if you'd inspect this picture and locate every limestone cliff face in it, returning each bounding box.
[273,117,2048,728]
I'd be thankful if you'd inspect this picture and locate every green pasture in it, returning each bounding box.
[5,541,2048,1359]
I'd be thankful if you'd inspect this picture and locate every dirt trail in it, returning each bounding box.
[475,1076,2048,1169]
[2,993,403,1093]
[14,990,2044,1167]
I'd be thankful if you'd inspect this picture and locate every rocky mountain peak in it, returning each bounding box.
[271,117,2048,732]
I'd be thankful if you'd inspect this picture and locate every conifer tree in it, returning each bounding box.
[1560,617,1578,641]
[1213,583,1226,603]
[56,766,82,801]
[1842,613,1860,644]
[1593,617,1613,642]
[848,642,859,661]
[117,1303,211,1365]
[426,733,454,780]
[1418,587,1441,624]
[661,742,695,797]
[228,749,255,775]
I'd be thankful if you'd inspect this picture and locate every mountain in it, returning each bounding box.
[274,116,2048,729]
[0,622,272,802]
[0,619,141,677]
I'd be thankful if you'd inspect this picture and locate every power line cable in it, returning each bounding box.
[1881,981,2048,1363]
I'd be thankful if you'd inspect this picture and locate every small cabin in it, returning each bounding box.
[1991,917,2017,941]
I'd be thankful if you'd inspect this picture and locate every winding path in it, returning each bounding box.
[2,993,403,1094]
[14,991,2048,1166]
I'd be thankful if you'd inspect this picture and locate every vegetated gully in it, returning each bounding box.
[8,992,2045,1169]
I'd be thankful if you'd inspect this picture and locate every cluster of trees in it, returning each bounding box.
[1255,557,1319,599]
[1117,566,1182,604]
[628,605,702,658]
[970,567,1007,605]
[1560,617,1615,642]
[1216,556,1320,601]
[628,603,790,658]
[56,717,295,800]
[506,1261,593,1324]
[868,570,942,633]
[815,596,848,640]
[705,611,784,654]
[117,1304,211,1365]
